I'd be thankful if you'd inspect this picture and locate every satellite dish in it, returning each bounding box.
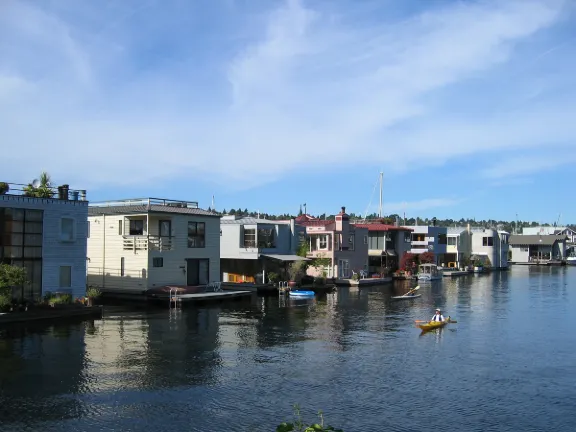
[32,179,40,188]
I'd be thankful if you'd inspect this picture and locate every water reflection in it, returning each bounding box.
[0,268,575,431]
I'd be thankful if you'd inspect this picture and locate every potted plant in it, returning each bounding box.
[0,182,9,195]
[267,272,279,285]
[86,286,102,306]
[287,261,305,287]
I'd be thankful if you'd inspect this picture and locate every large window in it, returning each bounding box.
[448,236,457,246]
[243,228,256,248]
[412,233,425,242]
[483,237,494,246]
[438,234,447,245]
[0,208,43,300]
[188,222,205,248]
[129,219,144,235]
[257,228,276,248]
[368,232,386,250]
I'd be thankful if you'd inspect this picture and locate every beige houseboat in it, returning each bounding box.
[87,198,220,295]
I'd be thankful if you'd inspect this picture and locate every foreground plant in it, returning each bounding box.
[276,405,343,432]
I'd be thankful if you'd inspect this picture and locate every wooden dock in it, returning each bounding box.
[443,270,470,277]
[164,290,252,303]
[335,277,392,287]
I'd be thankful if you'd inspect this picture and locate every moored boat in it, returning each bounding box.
[288,290,315,297]
[417,263,443,281]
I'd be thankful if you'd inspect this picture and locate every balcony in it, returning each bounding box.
[123,235,174,252]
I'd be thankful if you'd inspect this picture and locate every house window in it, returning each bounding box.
[258,228,276,248]
[438,234,447,245]
[129,220,144,235]
[188,222,205,248]
[60,218,75,242]
[243,228,256,248]
[412,233,425,242]
[363,235,368,245]
[349,234,355,251]
[120,257,125,276]
[447,237,457,246]
[319,235,328,250]
[118,220,123,235]
[152,257,163,267]
[404,233,411,243]
[483,237,494,246]
[59,266,72,288]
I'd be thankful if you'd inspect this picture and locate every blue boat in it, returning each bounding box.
[288,290,315,297]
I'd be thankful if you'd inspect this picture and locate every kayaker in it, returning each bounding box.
[431,308,445,322]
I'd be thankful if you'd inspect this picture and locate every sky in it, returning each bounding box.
[1,0,575,224]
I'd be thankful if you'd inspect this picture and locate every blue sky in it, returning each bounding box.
[1,0,575,223]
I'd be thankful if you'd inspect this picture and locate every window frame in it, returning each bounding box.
[59,265,72,288]
[188,221,206,248]
[60,217,76,242]
[152,257,164,267]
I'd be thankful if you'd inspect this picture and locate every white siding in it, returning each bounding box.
[147,214,220,287]
[0,195,88,299]
[87,211,220,293]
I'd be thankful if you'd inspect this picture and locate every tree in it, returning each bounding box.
[23,171,54,198]
[399,253,418,271]
[419,251,436,264]
[0,264,27,310]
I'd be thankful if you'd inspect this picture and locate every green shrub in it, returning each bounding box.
[0,294,12,311]
[276,405,343,432]
[86,287,102,298]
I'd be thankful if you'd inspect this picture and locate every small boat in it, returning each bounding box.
[391,286,421,300]
[391,294,421,300]
[288,290,315,297]
[418,319,451,332]
[417,264,443,281]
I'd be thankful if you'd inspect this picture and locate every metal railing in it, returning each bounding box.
[89,197,198,209]
[0,182,87,201]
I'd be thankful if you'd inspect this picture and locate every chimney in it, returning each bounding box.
[341,206,346,214]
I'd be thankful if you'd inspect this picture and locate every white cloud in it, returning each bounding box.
[481,153,576,179]
[0,0,573,190]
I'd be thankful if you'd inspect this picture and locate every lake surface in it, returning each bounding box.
[1,266,575,431]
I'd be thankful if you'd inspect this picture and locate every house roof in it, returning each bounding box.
[297,220,333,227]
[220,217,288,225]
[353,223,412,232]
[509,234,568,246]
[88,204,218,217]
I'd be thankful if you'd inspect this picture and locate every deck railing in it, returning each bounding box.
[123,235,174,251]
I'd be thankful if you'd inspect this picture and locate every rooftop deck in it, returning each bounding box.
[89,197,198,209]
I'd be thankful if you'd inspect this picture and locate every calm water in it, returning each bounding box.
[1,266,575,431]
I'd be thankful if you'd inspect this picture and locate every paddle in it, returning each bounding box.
[405,286,420,296]
[414,318,457,323]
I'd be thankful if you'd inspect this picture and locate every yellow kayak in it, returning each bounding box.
[418,320,449,331]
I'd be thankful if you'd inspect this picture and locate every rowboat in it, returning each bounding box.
[418,319,450,332]
[391,294,421,300]
[288,290,315,298]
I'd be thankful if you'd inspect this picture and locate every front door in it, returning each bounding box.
[338,259,350,278]
[186,259,210,286]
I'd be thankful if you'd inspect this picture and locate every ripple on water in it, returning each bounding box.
[1,269,575,431]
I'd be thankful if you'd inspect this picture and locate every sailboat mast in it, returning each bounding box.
[378,171,383,218]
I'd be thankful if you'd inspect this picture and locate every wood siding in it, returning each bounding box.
[87,212,220,293]
[0,195,88,299]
